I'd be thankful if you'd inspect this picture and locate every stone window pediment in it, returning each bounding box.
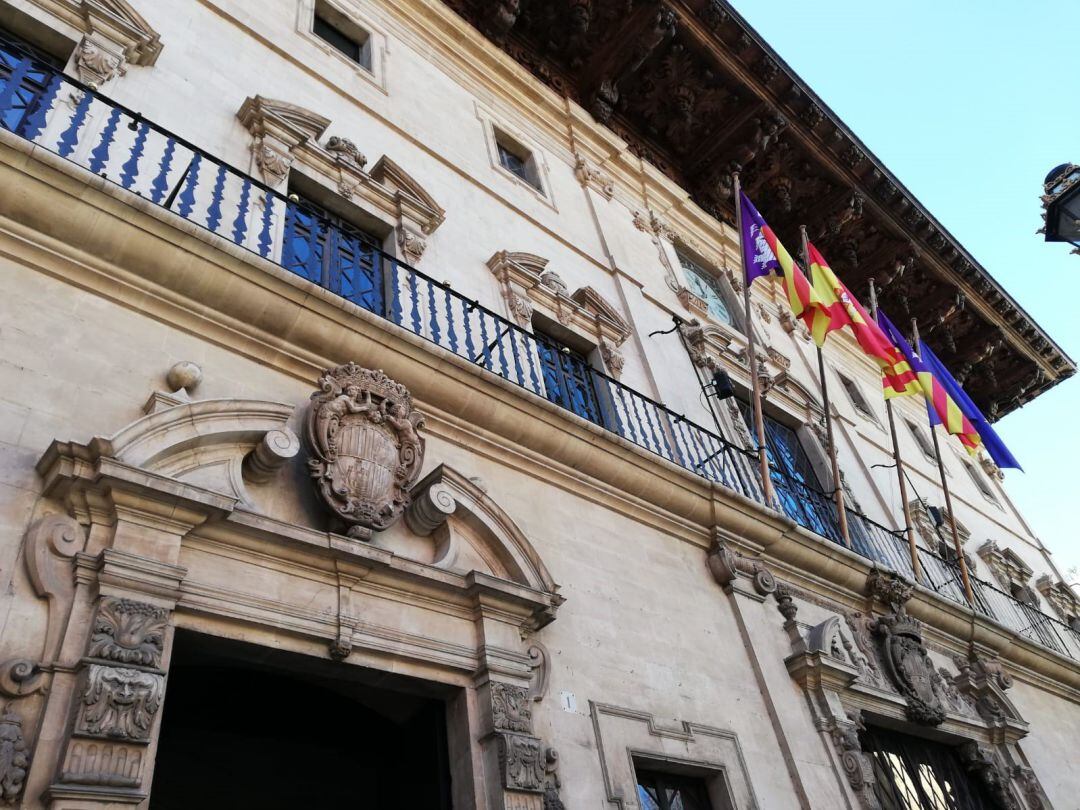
[25,0,163,86]
[1035,574,1080,628]
[486,250,631,377]
[237,95,444,264]
[977,540,1037,603]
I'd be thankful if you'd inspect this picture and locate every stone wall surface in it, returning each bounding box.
[0,0,1077,808]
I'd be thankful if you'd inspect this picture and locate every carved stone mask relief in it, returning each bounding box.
[305,363,426,539]
[76,665,164,742]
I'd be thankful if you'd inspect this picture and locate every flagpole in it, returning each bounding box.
[912,318,975,607]
[799,226,851,548]
[869,280,922,582]
[734,173,777,507]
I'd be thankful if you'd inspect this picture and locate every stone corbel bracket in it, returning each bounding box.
[68,0,162,87]
[485,251,631,374]
[707,535,776,600]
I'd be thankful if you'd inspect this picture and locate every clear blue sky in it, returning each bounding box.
[730,1,1080,579]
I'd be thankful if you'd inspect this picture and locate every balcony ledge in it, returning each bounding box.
[1,129,1078,693]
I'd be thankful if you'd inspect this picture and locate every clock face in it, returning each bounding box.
[680,255,733,325]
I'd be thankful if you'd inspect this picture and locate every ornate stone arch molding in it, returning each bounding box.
[40,398,300,510]
[486,250,631,376]
[236,96,445,263]
[406,463,559,601]
[778,571,1049,810]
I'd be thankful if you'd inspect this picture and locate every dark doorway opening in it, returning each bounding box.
[150,630,453,809]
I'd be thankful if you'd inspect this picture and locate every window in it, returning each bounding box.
[861,724,997,810]
[678,252,735,326]
[0,29,62,134]
[636,769,712,810]
[313,1,371,70]
[906,418,936,461]
[494,128,543,192]
[963,461,998,504]
[736,399,840,541]
[282,189,384,314]
[534,330,603,425]
[837,373,877,422]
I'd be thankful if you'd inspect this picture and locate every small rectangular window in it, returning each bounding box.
[837,373,876,421]
[964,460,998,503]
[905,418,936,461]
[313,2,371,70]
[636,768,712,810]
[494,129,543,192]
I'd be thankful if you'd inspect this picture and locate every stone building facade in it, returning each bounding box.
[0,0,1077,808]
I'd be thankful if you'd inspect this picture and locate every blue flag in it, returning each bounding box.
[918,341,1022,471]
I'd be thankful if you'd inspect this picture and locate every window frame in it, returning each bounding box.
[962,459,999,505]
[493,126,544,194]
[312,5,372,70]
[836,371,880,425]
[297,0,387,93]
[905,417,937,462]
[635,766,713,810]
[532,327,606,427]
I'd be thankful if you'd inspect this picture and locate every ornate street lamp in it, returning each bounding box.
[1042,163,1080,253]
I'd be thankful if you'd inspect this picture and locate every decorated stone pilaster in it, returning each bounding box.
[47,596,172,805]
[480,680,563,810]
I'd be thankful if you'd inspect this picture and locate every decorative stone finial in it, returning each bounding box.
[305,363,426,539]
[166,361,202,394]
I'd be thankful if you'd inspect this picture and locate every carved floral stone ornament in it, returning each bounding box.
[306,363,426,539]
[88,598,168,667]
[0,704,28,803]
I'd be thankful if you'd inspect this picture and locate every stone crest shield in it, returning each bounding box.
[306,363,425,539]
[873,612,946,726]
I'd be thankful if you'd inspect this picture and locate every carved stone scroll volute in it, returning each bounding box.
[305,364,426,540]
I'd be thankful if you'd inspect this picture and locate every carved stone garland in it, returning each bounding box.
[305,363,426,540]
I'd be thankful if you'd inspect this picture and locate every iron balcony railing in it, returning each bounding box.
[2,36,1078,663]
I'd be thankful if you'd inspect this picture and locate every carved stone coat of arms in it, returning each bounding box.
[305,363,426,539]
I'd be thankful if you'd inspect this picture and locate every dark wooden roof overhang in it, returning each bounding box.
[445,0,1074,419]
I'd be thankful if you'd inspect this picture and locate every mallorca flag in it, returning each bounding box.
[876,311,982,455]
[919,341,1022,470]
[739,192,826,327]
[805,242,921,398]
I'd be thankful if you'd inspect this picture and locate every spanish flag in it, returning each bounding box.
[877,311,982,454]
[739,192,828,328]
[805,242,921,398]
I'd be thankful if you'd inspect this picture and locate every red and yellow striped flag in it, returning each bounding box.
[806,242,921,397]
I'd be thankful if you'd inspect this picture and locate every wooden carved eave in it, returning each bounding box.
[443,0,1075,418]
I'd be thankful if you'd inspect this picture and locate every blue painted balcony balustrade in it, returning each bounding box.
[1,31,1078,663]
